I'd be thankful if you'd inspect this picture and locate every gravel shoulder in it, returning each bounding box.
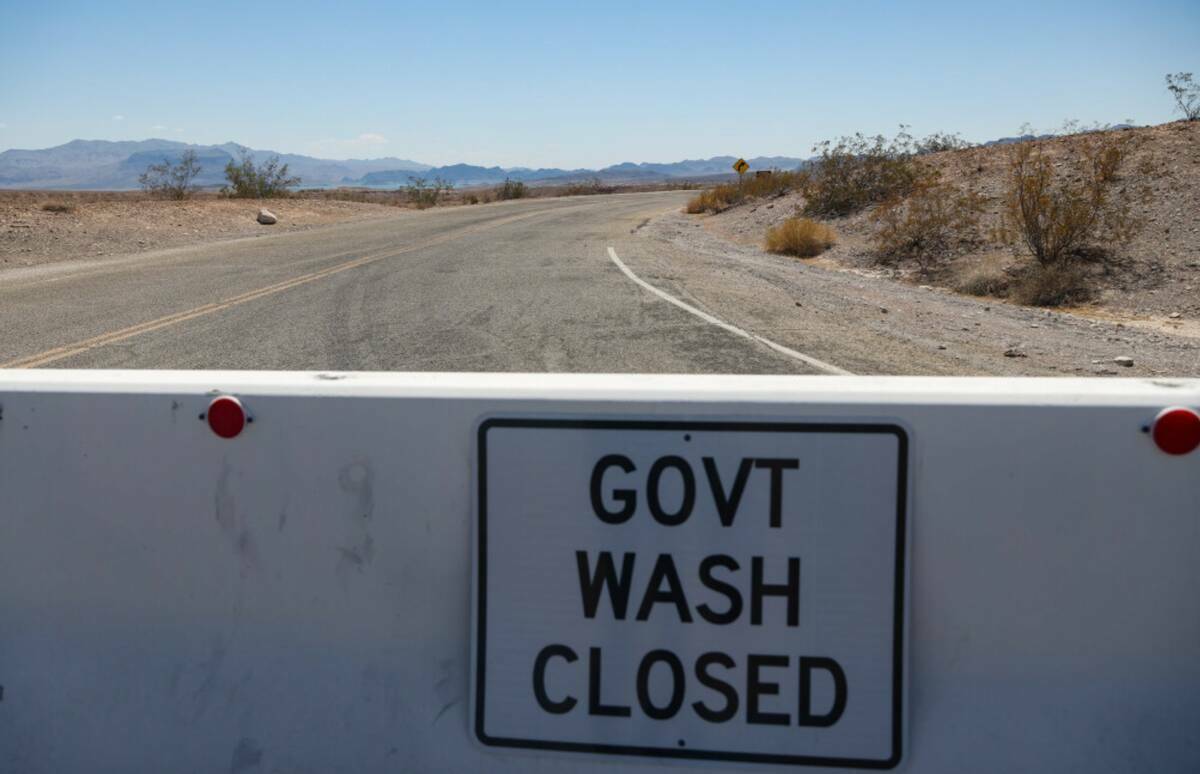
[699,120,1200,336]
[0,193,408,270]
[624,209,1199,377]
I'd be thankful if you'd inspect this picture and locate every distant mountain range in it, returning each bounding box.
[0,139,808,190]
[0,139,429,190]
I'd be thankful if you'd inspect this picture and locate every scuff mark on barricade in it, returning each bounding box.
[336,459,376,582]
[230,736,263,773]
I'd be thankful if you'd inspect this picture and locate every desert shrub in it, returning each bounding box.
[1166,72,1200,121]
[764,217,836,257]
[801,128,934,217]
[139,149,202,200]
[405,176,453,208]
[1011,264,1091,307]
[563,177,617,196]
[41,201,75,214]
[495,178,528,200]
[871,179,984,273]
[954,265,1011,297]
[996,137,1138,267]
[915,132,973,154]
[463,193,480,205]
[222,151,300,198]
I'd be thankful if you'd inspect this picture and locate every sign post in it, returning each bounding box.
[733,157,749,189]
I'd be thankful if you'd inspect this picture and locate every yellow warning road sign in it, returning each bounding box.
[733,158,750,174]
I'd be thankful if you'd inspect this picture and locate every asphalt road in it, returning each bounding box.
[0,191,1196,376]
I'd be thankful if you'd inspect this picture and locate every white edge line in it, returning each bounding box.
[607,246,853,376]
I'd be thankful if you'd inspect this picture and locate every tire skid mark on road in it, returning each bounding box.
[0,208,557,369]
[606,246,853,375]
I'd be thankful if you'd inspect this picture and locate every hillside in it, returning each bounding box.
[691,120,1200,330]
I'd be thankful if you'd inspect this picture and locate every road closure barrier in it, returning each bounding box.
[0,371,1196,773]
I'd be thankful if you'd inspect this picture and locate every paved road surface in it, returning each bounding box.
[0,191,1196,376]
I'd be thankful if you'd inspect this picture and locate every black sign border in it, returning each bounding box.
[475,418,908,769]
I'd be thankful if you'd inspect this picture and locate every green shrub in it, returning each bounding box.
[495,178,528,200]
[405,176,453,209]
[139,149,202,200]
[41,201,75,213]
[801,128,933,217]
[222,151,300,198]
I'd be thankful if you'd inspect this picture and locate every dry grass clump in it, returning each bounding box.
[685,185,738,213]
[40,201,75,214]
[685,170,806,214]
[954,265,1011,297]
[1011,264,1092,306]
[765,217,836,257]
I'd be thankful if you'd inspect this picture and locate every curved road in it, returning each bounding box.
[0,190,1195,376]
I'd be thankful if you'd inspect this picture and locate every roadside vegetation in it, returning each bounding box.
[562,177,617,196]
[494,178,528,200]
[404,176,454,209]
[871,178,984,274]
[222,150,301,198]
[996,133,1143,305]
[685,170,805,214]
[139,150,202,200]
[1166,72,1200,121]
[681,74,1198,308]
[765,217,836,257]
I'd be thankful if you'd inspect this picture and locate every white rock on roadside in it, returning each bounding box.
[257,209,277,225]
[1113,356,1134,367]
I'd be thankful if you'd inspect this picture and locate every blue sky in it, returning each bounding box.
[1,0,1197,167]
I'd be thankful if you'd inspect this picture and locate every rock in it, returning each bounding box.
[1168,312,1182,319]
[937,344,947,350]
[1113,356,1134,367]
[879,307,889,314]
[1004,348,1027,358]
[257,209,277,225]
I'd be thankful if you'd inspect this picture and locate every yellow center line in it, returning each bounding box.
[1,208,552,369]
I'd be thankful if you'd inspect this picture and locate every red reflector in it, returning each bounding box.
[207,396,246,439]
[1152,407,1200,456]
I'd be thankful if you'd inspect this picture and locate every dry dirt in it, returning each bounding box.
[696,120,1200,338]
[0,192,405,269]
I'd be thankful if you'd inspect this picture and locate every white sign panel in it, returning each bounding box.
[474,418,909,768]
